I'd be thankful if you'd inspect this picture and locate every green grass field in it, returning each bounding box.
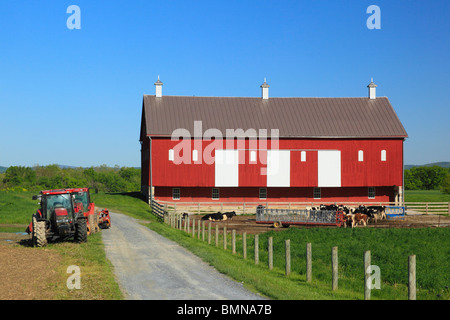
[90,191,450,300]
[0,190,36,225]
[405,189,450,202]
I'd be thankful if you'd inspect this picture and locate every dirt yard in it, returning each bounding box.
[185,213,450,235]
[0,232,61,300]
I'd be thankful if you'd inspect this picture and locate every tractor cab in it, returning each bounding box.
[71,188,91,215]
[41,191,75,236]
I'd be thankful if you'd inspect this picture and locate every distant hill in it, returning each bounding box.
[405,162,450,170]
[0,166,7,173]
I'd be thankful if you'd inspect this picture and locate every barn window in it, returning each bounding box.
[358,150,364,162]
[169,149,174,161]
[368,187,376,199]
[313,187,321,199]
[250,151,257,162]
[259,188,267,200]
[301,151,306,162]
[212,188,220,200]
[192,149,198,162]
[381,150,386,161]
[172,188,180,200]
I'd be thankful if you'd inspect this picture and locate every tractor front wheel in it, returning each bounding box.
[74,219,88,243]
[33,217,47,247]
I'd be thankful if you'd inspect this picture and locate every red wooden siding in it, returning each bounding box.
[148,138,403,189]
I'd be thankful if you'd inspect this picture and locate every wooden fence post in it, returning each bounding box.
[409,255,416,300]
[215,225,219,247]
[232,230,236,254]
[332,246,338,291]
[187,216,190,233]
[285,240,291,276]
[364,250,371,300]
[192,219,195,238]
[197,220,201,239]
[208,222,211,244]
[202,220,205,241]
[254,235,259,265]
[223,227,227,250]
[243,232,247,259]
[306,243,312,282]
[268,237,273,270]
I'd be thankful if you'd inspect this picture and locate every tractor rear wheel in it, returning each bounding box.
[74,219,88,243]
[33,217,47,247]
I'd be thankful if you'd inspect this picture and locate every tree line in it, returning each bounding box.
[0,165,140,193]
[1,164,448,194]
[404,166,449,193]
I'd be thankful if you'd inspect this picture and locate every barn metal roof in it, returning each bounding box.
[141,95,408,139]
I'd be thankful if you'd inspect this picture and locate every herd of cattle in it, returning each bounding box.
[192,204,387,228]
[200,211,237,221]
[310,204,387,228]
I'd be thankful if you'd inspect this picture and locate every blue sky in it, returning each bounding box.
[0,0,448,168]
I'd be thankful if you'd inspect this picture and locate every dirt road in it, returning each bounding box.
[101,212,266,300]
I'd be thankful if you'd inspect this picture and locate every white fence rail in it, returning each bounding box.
[152,200,449,216]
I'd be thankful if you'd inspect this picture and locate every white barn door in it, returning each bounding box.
[267,150,290,187]
[215,149,239,187]
[317,150,341,187]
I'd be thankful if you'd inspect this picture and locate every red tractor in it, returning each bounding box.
[70,188,97,234]
[69,188,111,231]
[26,189,88,247]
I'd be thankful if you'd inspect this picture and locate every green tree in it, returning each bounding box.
[442,174,450,194]
[405,166,447,190]
[3,166,36,187]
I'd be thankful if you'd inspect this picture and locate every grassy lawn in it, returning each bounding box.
[405,189,450,202]
[0,190,36,226]
[150,218,449,300]
[90,192,449,300]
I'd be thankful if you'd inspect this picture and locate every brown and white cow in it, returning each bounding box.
[347,212,368,228]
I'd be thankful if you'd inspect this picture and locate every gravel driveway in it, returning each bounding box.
[102,212,266,300]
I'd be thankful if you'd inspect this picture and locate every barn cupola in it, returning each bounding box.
[260,78,269,100]
[367,78,377,100]
[155,75,163,98]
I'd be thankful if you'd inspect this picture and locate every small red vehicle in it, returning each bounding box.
[98,208,111,229]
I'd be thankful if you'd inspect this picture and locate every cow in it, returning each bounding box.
[201,212,223,221]
[348,213,368,228]
[367,206,386,221]
[320,204,339,211]
[222,211,236,220]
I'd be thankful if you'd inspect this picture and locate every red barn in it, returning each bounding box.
[140,78,407,205]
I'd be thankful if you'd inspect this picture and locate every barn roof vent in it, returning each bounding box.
[155,75,163,98]
[260,78,269,100]
[367,78,377,100]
